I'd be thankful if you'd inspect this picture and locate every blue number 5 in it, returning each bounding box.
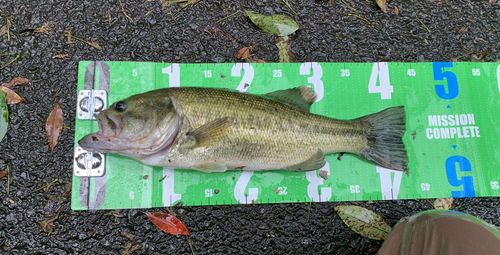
[445,156,475,197]
[433,62,459,100]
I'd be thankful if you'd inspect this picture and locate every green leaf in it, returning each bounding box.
[245,10,299,36]
[334,205,391,240]
[375,0,387,13]
[276,35,295,63]
[0,90,8,142]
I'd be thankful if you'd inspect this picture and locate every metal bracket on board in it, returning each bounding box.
[73,146,105,177]
[76,61,110,209]
[77,89,107,120]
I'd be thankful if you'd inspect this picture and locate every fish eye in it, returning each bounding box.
[115,101,127,112]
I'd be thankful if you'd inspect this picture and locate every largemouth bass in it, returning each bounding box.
[79,87,409,172]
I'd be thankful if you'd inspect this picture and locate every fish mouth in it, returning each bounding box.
[78,113,180,160]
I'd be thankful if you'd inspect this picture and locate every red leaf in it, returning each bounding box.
[236,47,251,59]
[1,77,33,88]
[46,103,64,154]
[143,212,189,235]
[0,171,7,179]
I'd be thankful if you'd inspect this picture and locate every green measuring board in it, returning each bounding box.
[71,61,500,210]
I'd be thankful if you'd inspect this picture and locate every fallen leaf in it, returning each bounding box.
[65,29,75,44]
[369,247,379,253]
[88,40,101,50]
[236,47,251,59]
[375,0,387,13]
[436,1,443,5]
[1,77,33,88]
[34,22,55,35]
[394,6,399,15]
[276,35,295,63]
[52,54,69,59]
[120,231,136,242]
[142,211,189,235]
[45,103,64,154]
[0,91,7,141]
[458,27,468,33]
[433,198,453,210]
[273,188,280,194]
[0,25,7,36]
[1,87,27,104]
[0,171,7,179]
[319,170,328,180]
[245,10,299,36]
[334,205,391,240]
[121,242,142,255]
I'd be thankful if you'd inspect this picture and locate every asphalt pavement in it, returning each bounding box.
[0,0,499,254]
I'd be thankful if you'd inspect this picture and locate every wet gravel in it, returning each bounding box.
[0,0,499,254]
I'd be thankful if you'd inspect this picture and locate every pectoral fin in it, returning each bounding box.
[285,149,326,172]
[263,86,317,112]
[186,117,234,148]
[193,163,228,173]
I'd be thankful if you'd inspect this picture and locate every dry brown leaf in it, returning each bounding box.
[120,231,136,242]
[45,103,64,154]
[0,171,7,179]
[458,27,468,33]
[88,40,101,50]
[319,170,328,180]
[1,77,33,88]
[436,1,443,5]
[65,29,75,44]
[52,54,69,59]
[236,47,251,59]
[34,22,55,35]
[0,25,7,36]
[1,87,27,104]
[394,6,399,15]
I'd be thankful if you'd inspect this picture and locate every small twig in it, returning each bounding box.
[31,178,59,193]
[215,10,239,24]
[415,15,431,33]
[282,0,298,15]
[0,54,20,70]
[50,86,62,102]
[108,7,111,26]
[6,15,11,42]
[112,51,125,61]
[6,165,10,194]
[463,46,496,61]
[341,0,356,11]
[118,0,133,22]
[306,202,312,223]
[222,3,232,11]
[426,199,434,208]
[187,239,195,255]
[64,34,101,50]
[0,53,10,57]
[159,175,167,182]
[347,13,379,30]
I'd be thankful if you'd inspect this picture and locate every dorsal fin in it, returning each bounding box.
[263,86,317,112]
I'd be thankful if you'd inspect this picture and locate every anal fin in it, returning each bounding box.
[285,149,326,172]
[193,163,228,173]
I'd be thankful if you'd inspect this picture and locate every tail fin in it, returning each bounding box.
[357,106,409,172]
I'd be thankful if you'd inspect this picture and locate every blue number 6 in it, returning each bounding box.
[445,156,475,197]
[433,62,459,100]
